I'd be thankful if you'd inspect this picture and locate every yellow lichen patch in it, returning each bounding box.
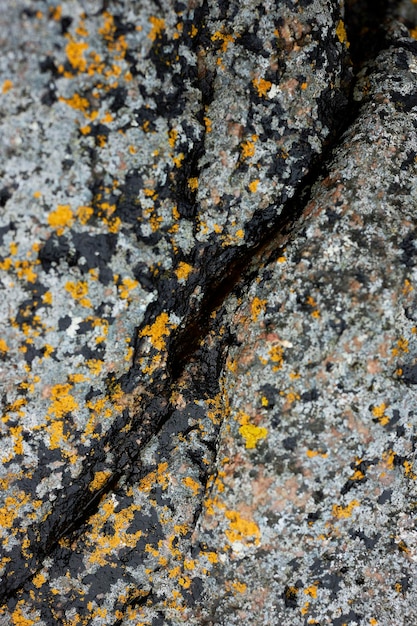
[336,20,350,47]
[187,177,198,191]
[224,510,261,545]
[76,205,94,224]
[248,179,259,192]
[392,337,409,356]
[140,312,177,351]
[66,40,89,72]
[32,572,46,589]
[403,278,413,295]
[232,581,247,593]
[90,470,112,491]
[268,344,284,370]
[47,419,64,450]
[182,476,200,496]
[86,359,103,374]
[0,492,30,536]
[237,410,268,449]
[304,583,319,598]
[59,93,90,113]
[2,79,13,93]
[47,383,79,419]
[168,128,178,148]
[173,153,185,168]
[203,116,212,132]
[332,499,360,519]
[14,260,39,284]
[10,601,36,626]
[42,291,53,305]
[306,449,327,458]
[47,205,74,233]
[65,281,92,307]
[383,449,396,470]
[175,262,193,281]
[239,423,268,449]
[0,338,9,353]
[118,277,139,299]
[148,16,165,41]
[372,402,389,426]
[403,460,417,479]
[88,500,143,566]
[250,296,267,322]
[139,462,170,492]
[211,30,237,53]
[10,425,24,455]
[241,135,258,159]
[252,77,272,97]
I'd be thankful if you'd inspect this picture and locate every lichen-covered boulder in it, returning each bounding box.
[2,1,417,626]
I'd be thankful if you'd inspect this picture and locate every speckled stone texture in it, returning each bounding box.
[189,29,417,625]
[0,0,417,625]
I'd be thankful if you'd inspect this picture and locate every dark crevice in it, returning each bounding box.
[344,0,391,69]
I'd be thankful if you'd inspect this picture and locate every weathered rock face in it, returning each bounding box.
[0,0,416,624]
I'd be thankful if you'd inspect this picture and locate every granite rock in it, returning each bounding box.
[0,0,416,625]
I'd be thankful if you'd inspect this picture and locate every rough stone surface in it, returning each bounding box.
[0,0,417,625]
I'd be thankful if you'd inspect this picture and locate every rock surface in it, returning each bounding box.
[0,0,416,625]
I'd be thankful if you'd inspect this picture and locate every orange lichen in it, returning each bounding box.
[139,462,170,492]
[182,476,200,496]
[65,281,92,307]
[148,16,165,41]
[252,77,272,97]
[250,296,267,322]
[174,262,193,281]
[59,94,90,112]
[47,205,74,232]
[90,471,112,491]
[211,30,237,53]
[248,179,259,192]
[304,583,319,598]
[10,602,36,626]
[392,337,409,356]
[118,277,139,299]
[306,449,327,458]
[140,312,176,351]
[76,205,94,224]
[336,20,350,47]
[241,135,258,159]
[47,383,79,419]
[269,344,284,369]
[332,499,360,519]
[2,79,13,93]
[0,338,9,353]
[66,40,89,72]
[203,116,212,132]
[372,402,389,426]
[224,510,261,544]
[187,177,198,191]
[237,411,268,449]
